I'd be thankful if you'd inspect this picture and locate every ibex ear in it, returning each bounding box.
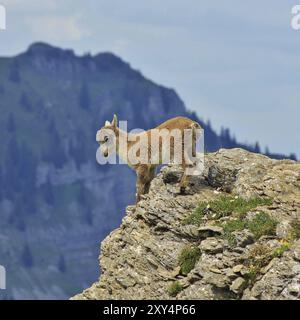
[105,120,111,127]
[111,114,117,128]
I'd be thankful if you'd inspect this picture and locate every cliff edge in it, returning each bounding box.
[73,148,300,300]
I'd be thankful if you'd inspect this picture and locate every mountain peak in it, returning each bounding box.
[25,42,75,58]
[94,51,131,70]
[22,43,131,73]
[28,42,58,51]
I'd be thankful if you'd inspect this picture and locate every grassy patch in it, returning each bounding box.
[184,196,272,226]
[221,219,247,247]
[291,218,300,239]
[222,219,247,234]
[219,211,277,247]
[168,281,183,297]
[247,212,277,239]
[273,243,290,258]
[178,246,201,275]
[183,203,207,225]
[244,265,260,286]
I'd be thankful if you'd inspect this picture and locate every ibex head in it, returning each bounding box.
[96,114,118,158]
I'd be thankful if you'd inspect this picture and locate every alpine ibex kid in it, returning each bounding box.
[96,115,202,203]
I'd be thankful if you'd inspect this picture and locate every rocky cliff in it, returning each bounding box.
[73,148,300,300]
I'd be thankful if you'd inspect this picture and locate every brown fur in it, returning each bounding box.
[97,115,201,203]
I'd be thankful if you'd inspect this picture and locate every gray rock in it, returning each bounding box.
[163,168,182,184]
[232,264,244,274]
[230,277,247,294]
[199,238,225,254]
[293,241,300,261]
[232,230,254,247]
[287,282,300,297]
[207,165,238,192]
[197,226,224,238]
[202,272,228,289]
[179,225,201,239]
[72,148,300,300]
[276,221,293,239]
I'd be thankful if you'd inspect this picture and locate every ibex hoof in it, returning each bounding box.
[179,186,186,194]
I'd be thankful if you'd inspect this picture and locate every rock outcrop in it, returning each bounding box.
[73,148,300,300]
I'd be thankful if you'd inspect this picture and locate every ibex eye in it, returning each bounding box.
[104,136,109,142]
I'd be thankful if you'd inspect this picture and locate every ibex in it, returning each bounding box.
[96,115,202,203]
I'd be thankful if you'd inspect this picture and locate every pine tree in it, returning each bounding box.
[77,184,87,206]
[289,153,297,161]
[58,254,67,273]
[6,113,16,133]
[43,176,54,206]
[9,198,22,226]
[0,165,3,200]
[20,92,32,111]
[8,61,21,83]
[4,137,20,197]
[220,127,232,148]
[84,207,93,226]
[21,244,34,268]
[254,142,261,153]
[265,147,270,156]
[22,193,37,215]
[79,83,91,110]
[69,131,88,169]
[18,143,37,196]
[17,219,26,232]
[44,120,67,169]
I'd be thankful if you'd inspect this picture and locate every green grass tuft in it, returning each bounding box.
[247,212,278,239]
[184,196,272,226]
[178,246,201,275]
[291,218,300,239]
[244,266,260,286]
[293,228,300,239]
[244,244,273,286]
[222,219,247,234]
[168,281,183,297]
[273,243,290,258]
[219,211,277,247]
[221,219,247,247]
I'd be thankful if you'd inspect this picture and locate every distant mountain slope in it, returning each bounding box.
[0,43,296,299]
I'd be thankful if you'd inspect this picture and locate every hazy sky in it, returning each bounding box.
[1,0,299,156]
